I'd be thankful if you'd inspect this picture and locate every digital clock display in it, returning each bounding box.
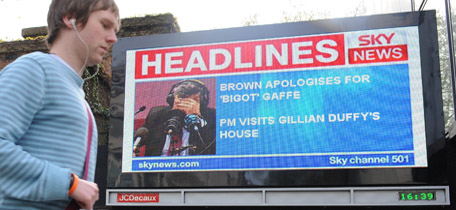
[399,191,436,201]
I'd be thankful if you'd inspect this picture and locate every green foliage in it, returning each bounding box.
[82,64,111,145]
[348,1,367,17]
[436,11,456,131]
[23,35,47,41]
[243,13,258,26]
[83,64,110,118]
[281,10,329,22]
[277,1,365,23]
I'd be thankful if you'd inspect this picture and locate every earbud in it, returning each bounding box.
[69,18,77,31]
[68,17,90,79]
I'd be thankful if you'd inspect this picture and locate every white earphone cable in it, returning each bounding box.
[72,20,99,81]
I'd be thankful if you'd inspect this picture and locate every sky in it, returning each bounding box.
[0,0,447,41]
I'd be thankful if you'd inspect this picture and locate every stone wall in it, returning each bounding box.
[0,13,179,78]
[0,39,48,69]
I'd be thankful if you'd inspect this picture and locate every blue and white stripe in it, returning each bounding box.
[0,52,98,210]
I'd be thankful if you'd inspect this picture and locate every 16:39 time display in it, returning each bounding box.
[399,191,436,201]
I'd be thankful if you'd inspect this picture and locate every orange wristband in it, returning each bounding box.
[68,173,79,196]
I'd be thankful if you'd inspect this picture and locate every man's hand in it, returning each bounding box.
[172,96,201,116]
[69,179,99,210]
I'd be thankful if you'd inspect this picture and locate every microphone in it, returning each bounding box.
[184,114,202,132]
[135,106,146,115]
[184,114,207,147]
[164,110,185,135]
[134,127,149,140]
[133,127,149,155]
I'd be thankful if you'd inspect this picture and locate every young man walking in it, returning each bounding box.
[0,0,120,209]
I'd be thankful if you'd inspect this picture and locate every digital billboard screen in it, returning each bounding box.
[109,10,445,188]
[122,26,425,172]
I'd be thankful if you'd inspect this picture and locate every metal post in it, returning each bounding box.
[445,0,456,120]
[411,0,415,11]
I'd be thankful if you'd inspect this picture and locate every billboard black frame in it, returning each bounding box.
[108,10,446,190]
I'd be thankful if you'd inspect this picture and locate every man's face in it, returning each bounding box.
[179,94,200,103]
[172,94,201,116]
[80,9,119,66]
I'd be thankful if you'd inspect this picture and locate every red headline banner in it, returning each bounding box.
[135,34,345,79]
